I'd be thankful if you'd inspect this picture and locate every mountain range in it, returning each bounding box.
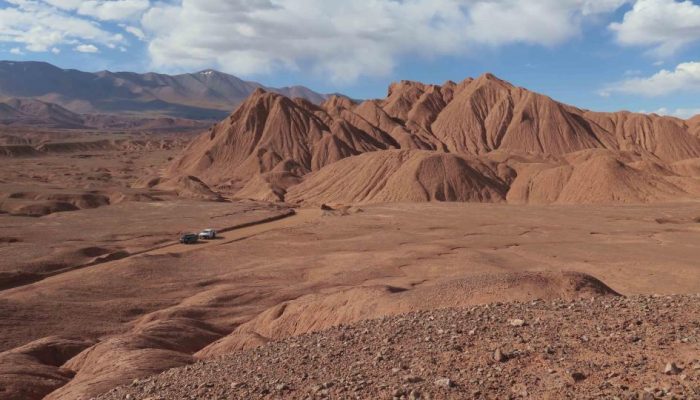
[162,73,700,205]
[0,61,327,121]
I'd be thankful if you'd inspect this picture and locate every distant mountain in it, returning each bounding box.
[0,98,85,128]
[0,61,328,120]
[0,97,212,131]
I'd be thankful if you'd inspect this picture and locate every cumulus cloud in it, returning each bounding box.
[74,43,99,53]
[141,0,465,82]
[123,25,146,40]
[44,0,150,21]
[140,0,629,82]
[601,61,700,96]
[466,0,630,46]
[0,0,125,52]
[3,0,700,86]
[642,107,700,119]
[610,0,700,57]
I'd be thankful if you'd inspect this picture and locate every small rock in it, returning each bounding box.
[404,375,422,383]
[570,372,587,382]
[276,383,288,391]
[434,377,454,388]
[511,383,529,397]
[408,389,422,400]
[310,384,323,393]
[493,348,506,362]
[664,362,681,375]
[508,319,526,327]
[639,391,655,400]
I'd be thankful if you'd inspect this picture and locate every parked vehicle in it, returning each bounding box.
[199,228,216,240]
[179,233,199,244]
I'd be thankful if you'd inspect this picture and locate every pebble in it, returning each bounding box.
[570,372,587,382]
[275,383,288,391]
[93,295,699,400]
[493,348,506,362]
[664,362,681,375]
[403,375,422,383]
[434,378,454,389]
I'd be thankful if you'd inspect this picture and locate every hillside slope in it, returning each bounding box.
[99,294,700,400]
[165,73,700,205]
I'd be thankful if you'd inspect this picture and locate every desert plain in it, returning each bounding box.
[0,73,699,400]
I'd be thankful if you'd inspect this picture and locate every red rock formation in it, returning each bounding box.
[167,74,700,204]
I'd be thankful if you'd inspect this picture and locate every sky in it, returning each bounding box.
[0,0,700,118]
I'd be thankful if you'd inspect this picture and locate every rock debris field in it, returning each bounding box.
[100,295,700,400]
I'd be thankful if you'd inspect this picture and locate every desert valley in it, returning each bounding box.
[0,66,699,400]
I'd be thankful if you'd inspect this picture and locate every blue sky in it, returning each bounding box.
[1,0,700,118]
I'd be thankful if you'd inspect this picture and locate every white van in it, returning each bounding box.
[198,228,216,239]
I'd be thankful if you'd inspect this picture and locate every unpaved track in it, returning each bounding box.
[147,208,321,256]
[0,208,321,293]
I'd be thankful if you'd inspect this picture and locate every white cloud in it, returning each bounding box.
[3,0,698,88]
[10,47,24,55]
[602,61,700,96]
[466,0,630,46]
[39,0,82,8]
[610,0,700,57]
[44,0,150,21]
[123,25,145,40]
[141,0,469,82]
[140,0,629,82]
[74,43,99,53]
[673,108,700,119]
[0,0,125,52]
[50,47,60,54]
[79,0,149,21]
[642,107,700,119]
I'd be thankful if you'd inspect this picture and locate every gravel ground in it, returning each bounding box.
[99,295,700,400]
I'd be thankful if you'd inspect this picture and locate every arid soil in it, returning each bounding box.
[0,199,293,290]
[1,74,700,400]
[99,295,700,400]
[0,129,195,216]
[1,199,700,399]
[0,129,298,291]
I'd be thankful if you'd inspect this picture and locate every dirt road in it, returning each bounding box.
[0,207,321,293]
[146,208,322,256]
